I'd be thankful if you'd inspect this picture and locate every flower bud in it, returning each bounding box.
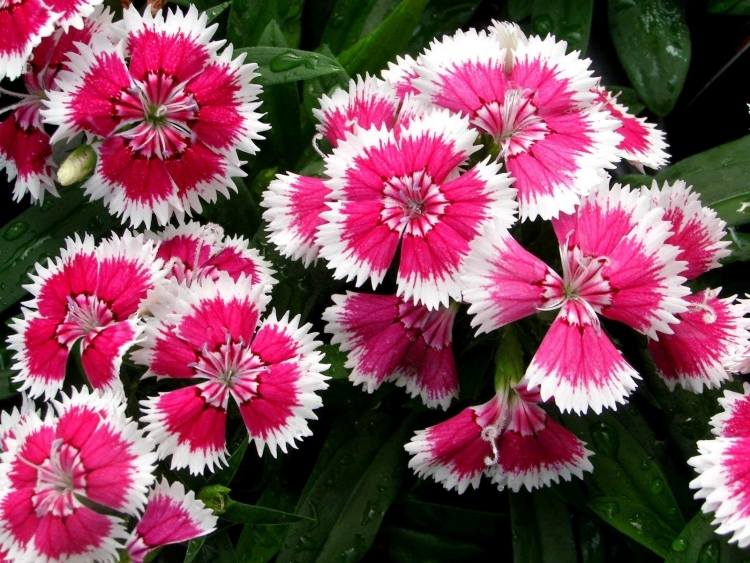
[57,145,96,186]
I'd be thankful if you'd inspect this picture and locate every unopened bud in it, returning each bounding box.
[197,484,231,514]
[57,145,96,186]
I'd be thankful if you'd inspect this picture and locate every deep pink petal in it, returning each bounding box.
[80,320,138,392]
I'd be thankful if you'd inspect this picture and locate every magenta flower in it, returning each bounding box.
[690,383,750,547]
[323,291,459,409]
[0,388,156,562]
[462,182,690,413]
[405,383,592,493]
[151,220,275,289]
[8,231,164,400]
[126,479,216,563]
[133,274,328,475]
[0,8,113,202]
[413,25,621,220]
[43,5,268,227]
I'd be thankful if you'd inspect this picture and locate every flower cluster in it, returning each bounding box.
[262,19,750,503]
[1,5,267,226]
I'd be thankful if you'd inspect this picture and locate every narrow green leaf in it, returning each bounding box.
[321,344,349,380]
[726,228,750,262]
[665,511,748,562]
[222,501,313,525]
[184,531,236,563]
[508,0,531,21]
[338,0,428,76]
[608,0,690,115]
[0,189,120,313]
[707,0,750,14]
[509,489,577,563]
[0,370,17,401]
[589,496,675,558]
[227,0,302,48]
[236,47,345,86]
[322,0,394,53]
[407,0,481,52]
[531,0,593,53]
[376,526,489,562]
[205,0,231,22]
[656,134,750,226]
[393,499,507,543]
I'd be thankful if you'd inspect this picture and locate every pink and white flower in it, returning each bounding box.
[381,54,420,101]
[0,388,156,562]
[594,87,669,171]
[462,182,690,413]
[690,383,750,547]
[317,110,518,309]
[414,27,621,220]
[405,384,592,493]
[126,479,216,563]
[152,221,275,289]
[8,231,164,399]
[133,274,328,475]
[43,5,268,227]
[643,180,730,280]
[648,290,749,392]
[323,291,458,409]
[0,0,105,81]
[0,8,113,202]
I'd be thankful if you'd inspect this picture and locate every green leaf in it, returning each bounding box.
[530,0,593,53]
[392,499,507,543]
[205,0,231,22]
[563,411,684,531]
[707,0,750,14]
[726,228,750,262]
[0,189,120,313]
[655,134,750,226]
[407,0,481,52]
[276,406,413,563]
[376,526,489,562]
[509,489,577,563]
[608,0,690,115]
[322,0,398,54]
[222,501,314,525]
[184,531,236,563]
[321,344,350,380]
[338,0,428,76]
[236,47,346,86]
[227,0,303,48]
[508,0,531,21]
[589,496,676,558]
[0,369,17,401]
[665,511,748,562]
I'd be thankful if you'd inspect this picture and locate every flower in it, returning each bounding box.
[126,479,216,563]
[690,383,750,547]
[594,87,669,171]
[43,5,268,227]
[133,274,328,475]
[413,24,621,220]
[8,231,164,399]
[405,383,592,493]
[151,220,275,289]
[0,388,156,562]
[462,181,690,413]
[0,8,113,202]
[316,109,517,309]
[323,291,459,409]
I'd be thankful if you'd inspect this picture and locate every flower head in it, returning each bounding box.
[43,5,268,227]
[133,274,328,475]
[323,291,459,409]
[405,383,592,493]
[462,181,690,413]
[414,26,621,220]
[0,388,156,562]
[8,231,164,399]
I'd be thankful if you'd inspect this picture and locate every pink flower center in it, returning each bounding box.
[191,338,267,408]
[381,171,448,236]
[114,71,198,159]
[474,89,548,156]
[31,440,87,517]
[57,295,115,344]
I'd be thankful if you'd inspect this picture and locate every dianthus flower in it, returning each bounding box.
[323,291,459,409]
[690,382,750,547]
[43,5,268,227]
[0,0,103,80]
[405,382,592,493]
[0,388,156,562]
[8,231,164,399]
[0,8,113,202]
[265,108,517,309]
[462,181,690,413]
[133,274,328,475]
[642,181,747,392]
[151,220,275,289]
[412,22,622,220]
